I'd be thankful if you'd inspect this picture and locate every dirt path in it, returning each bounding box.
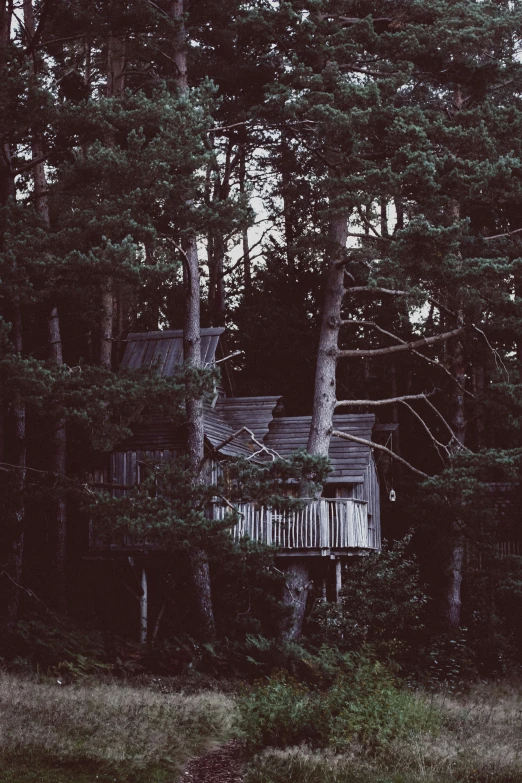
[182,740,245,783]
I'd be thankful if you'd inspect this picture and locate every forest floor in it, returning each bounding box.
[0,672,521,783]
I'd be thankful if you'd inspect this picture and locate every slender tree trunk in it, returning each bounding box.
[0,0,25,631]
[444,522,465,632]
[281,132,297,272]
[2,305,26,630]
[515,275,522,383]
[99,33,126,369]
[24,0,67,611]
[172,0,216,642]
[239,143,251,293]
[444,191,466,631]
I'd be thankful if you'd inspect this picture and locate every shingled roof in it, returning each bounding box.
[216,396,282,443]
[121,328,225,375]
[118,331,377,479]
[264,414,376,484]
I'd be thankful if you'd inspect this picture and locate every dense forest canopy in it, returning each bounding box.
[1,0,522,670]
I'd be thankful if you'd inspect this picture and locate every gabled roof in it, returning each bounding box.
[121,328,225,375]
[264,414,376,484]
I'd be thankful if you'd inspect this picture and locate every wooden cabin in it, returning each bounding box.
[87,329,383,639]
[90,328,382,558]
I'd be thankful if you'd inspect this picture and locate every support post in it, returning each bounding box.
[140,566,148,644]
[335,558,342,604]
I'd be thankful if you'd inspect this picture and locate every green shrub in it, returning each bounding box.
[236,656,438,753]
[309,537,428,670]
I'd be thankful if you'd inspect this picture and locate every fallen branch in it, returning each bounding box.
[331,430,429,478]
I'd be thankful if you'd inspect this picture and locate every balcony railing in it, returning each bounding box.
[212,498,378,551]
[89,498,378,553]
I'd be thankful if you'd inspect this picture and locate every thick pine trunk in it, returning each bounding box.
[281,562,311,641]
[281,212,349,640]
[307,213,348,456]
[172,0,216,642]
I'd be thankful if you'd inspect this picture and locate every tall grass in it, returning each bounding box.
[0,672,235,782]
[244,681,522,783]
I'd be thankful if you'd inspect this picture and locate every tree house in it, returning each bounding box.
[87,329,383,640]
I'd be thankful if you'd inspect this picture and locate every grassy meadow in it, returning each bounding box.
[0,672,521,782]
[0,672,235,783]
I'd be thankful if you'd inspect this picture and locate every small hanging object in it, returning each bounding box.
[389,489,396,502]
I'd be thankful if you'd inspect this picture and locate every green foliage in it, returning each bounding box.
[309,538,428,668]
[88,450,330,552]
[237,658,438,753]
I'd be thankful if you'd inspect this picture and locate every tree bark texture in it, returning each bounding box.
[307,213,348,457]
[281,561,311,641]
[282,213,348,641]
[188,548,216,641]
[444,524,465,633]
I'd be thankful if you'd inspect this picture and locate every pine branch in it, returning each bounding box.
[331,430,429,478]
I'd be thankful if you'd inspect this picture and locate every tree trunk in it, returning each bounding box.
[443,523,465,633]
[307,213,348,456]
[239,143,251,293]
[172,0,216,642]
[281,561,311,641]
[99,33,126,369]
[25,0,67,611]
[0,1,25,631]
[444,192,466,631]
[281,212,349,641]
[2,303,26,630]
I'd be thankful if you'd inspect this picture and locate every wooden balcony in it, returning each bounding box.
[213,498,379,555]
[88,498,379,555]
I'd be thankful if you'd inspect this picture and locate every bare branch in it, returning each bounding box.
[399,400,449,463]
[214,350,243,365]
[344,286,457,318]
[472,324,509,380]
[331,430,429,478]
[340,318,474,397]
[337,326,466,358]
[210,425,282,462]
[335,391,435,407]
[483,226,522,241]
